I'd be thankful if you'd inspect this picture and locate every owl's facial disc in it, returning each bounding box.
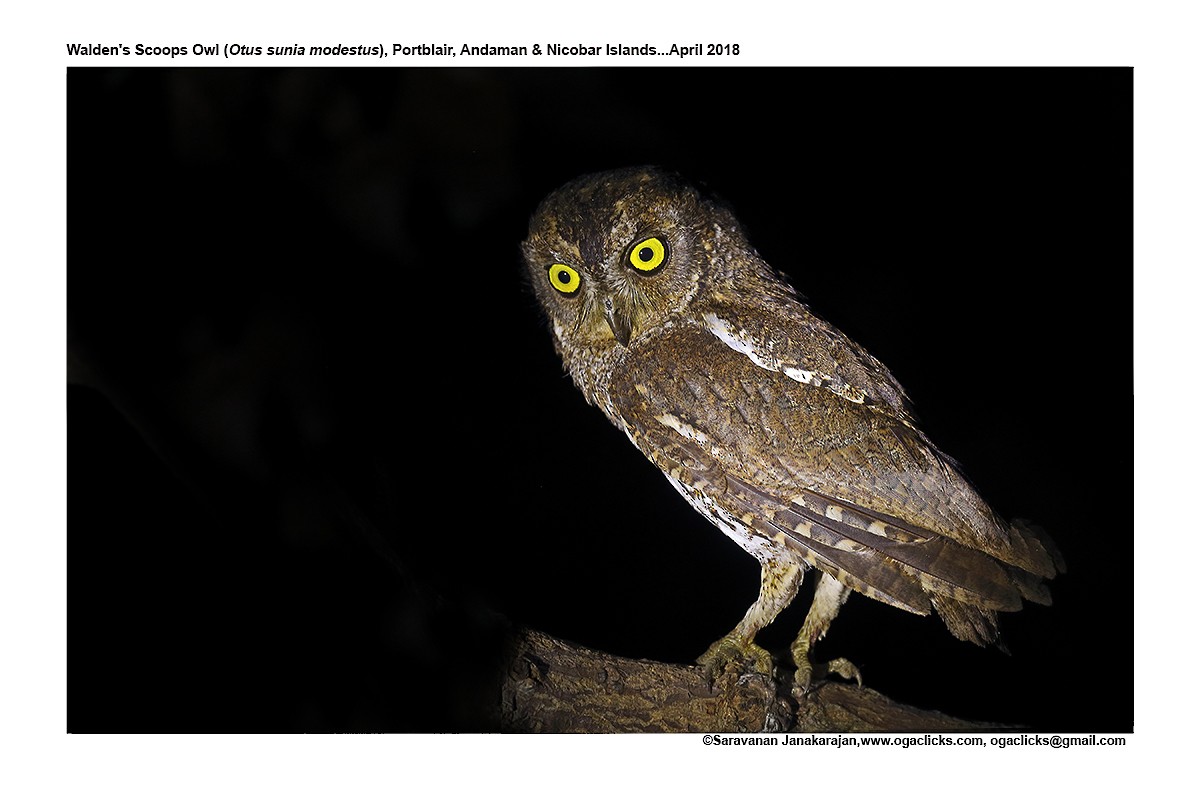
[598,234,671,346]
[541,232,671,348]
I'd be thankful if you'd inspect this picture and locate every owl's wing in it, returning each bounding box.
[612,320,1061,643]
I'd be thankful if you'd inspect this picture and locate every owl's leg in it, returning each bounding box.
[698,557,804,680]
[790,572,861,696]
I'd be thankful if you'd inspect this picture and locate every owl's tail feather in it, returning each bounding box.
[930,595,1003,648]
[995,520,1063,606]
[1011,518,1067,576]
[1004,556,1057,606]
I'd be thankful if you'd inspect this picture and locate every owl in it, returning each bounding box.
[521,167,1064,696]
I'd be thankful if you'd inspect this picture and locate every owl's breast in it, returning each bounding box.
[555,329,630,425]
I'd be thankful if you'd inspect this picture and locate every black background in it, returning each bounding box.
[67,67,1131,732]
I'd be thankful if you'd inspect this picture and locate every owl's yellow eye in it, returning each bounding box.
[548,263,581,295]
[627,236,668,273]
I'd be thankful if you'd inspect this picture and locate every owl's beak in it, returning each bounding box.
[602,297,632,347]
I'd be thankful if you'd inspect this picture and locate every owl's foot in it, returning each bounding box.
[790,572,859,696]
[791,646,862,697]
[697,634,775,683]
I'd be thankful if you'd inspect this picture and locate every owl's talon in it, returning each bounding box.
[697,634,775,684]
[792,655,863,697]
[826,657,863,686]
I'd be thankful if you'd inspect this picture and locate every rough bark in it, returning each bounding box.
[497,627,1002,733]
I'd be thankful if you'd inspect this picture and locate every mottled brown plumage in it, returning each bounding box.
[522,167,1063,695]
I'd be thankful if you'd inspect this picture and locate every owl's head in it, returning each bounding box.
[522,167,743,352]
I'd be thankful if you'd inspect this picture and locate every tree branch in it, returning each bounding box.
[497,627,1003,733]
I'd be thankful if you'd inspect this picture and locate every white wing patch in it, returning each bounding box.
[702,312,866,404]
[702,312,780,372]
[655,412,710,446]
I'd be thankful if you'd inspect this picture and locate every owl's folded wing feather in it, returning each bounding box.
[688,307,1063,578]
[614,321,1061,644]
